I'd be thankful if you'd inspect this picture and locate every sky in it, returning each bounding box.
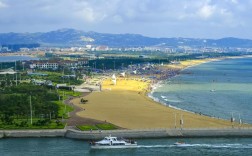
[0,0,252,39]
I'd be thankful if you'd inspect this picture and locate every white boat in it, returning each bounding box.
[90,135,137,149]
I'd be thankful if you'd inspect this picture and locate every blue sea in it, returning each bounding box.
[152,57,252,124]
[0,137,252,156]
[0,55,38,62]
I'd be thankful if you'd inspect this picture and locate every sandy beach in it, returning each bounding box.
[71,59,251,129]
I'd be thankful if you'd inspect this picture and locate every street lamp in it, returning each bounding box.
[29,95,33,125]
[174,113,177,129]
[22,62,25,71]
[180,114,184,129]
[102,63,104,71]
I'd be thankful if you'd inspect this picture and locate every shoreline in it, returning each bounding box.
[73,56,252,129]
[147,55,252,123]
[147,58,221,114]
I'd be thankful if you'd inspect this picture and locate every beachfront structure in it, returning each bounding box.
[112,74,117,85]
[29,59,88,70]
[62,59,88,67]
[0,68,17,74]
[120,72,126,77]
[30,61,59,70]
[31,79,53,86]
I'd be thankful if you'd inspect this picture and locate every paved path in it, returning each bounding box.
[64,92,105,127]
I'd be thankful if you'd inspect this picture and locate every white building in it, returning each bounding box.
[30,61,59,70]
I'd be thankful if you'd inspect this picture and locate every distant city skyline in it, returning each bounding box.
[0,0,252,39]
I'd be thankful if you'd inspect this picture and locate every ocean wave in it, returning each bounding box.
[161,95,166,99]
[137,143,252,149]
[163,98,182,103]
[148,93,196,114]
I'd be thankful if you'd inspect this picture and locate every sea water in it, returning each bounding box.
[152,57,252,123]
[0,55,38,62]
[0,138,251,156]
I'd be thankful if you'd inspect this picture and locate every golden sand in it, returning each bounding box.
[71,59,250,129]
[165,58,219,70]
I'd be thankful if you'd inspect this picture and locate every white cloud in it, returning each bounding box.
[230,0,238,4]
[0,1,8,8]
[0,0,252,38]
[197,4,216,19]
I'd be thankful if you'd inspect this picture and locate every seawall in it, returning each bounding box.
[1,128,252,140]
[0,129,66,138]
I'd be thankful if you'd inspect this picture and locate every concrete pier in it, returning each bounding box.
[1,128,252,140]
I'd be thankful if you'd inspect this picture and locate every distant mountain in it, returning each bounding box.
[0,28,252,48]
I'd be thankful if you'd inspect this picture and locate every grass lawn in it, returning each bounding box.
[96,123,118,130]
[77,123,118,131]
[54,101,74,119]
[0,120,65,130]
[76,125,98,131]
[58,90,82,99]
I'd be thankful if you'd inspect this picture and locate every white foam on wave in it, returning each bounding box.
[148,93,190,112]
[163,98,182,103]
[148,79,201,115]
[136,144,252,149]
[161,95,166,99]
[137,145,173,148]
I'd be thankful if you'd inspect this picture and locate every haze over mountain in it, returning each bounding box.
[0,29,252,48]
[1,1,252,39]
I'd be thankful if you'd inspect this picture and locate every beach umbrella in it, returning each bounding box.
[112,79,117,85]
[231,112,235,122]
[239,114,242,125]
[112,74,116,80]
[120,72,126,77]
[133,70,137,74]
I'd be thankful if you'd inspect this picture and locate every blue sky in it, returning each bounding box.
[0,0,251,39]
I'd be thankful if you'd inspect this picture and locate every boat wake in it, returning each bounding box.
[136,144,252,149]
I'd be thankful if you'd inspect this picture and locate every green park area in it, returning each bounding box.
[0,83,78,129]
[77,123,118,131]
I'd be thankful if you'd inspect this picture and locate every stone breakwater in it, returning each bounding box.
[1,128,252,140]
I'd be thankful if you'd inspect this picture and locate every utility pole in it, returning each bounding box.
[174,113,177,129]
[231,112,235,128]
[15,61,17,86]
[30,95,33,125]
[102,63,104,71]
[63,91,66,114]
[239,114,242,128]
[22,62,25,71]
[62,67,65,83]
